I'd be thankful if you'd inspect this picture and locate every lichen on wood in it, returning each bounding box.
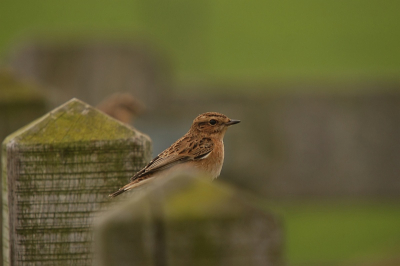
[2,98,152,265]
[94,173,284,266]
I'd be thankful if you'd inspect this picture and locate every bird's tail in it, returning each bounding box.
[108,177,152,198]
[109,189,125,198]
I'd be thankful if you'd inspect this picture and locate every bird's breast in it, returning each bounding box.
[195,139,224,179]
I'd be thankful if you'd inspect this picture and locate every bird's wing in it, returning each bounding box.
[130,136,214,181]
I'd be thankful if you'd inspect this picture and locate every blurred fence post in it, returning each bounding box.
[0,69,47,144]
[2,98,152,265]
[94,173,284,266]
[9,41,172,109]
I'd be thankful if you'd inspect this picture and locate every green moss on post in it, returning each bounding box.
[94,173,284,266]
[2,98,151,266]
[0,69,47,266]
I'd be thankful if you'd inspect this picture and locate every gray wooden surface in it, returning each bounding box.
[94,173,284,266]
[2,98,152,265]
[0,69,48,266]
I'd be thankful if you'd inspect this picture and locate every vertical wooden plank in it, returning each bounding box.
[0,69,47,266]
[2,98,152,265]
[94,173,284,266]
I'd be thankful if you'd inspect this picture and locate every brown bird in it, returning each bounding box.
[109,112,240,197]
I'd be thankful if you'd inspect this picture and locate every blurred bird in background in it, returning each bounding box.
[97,93,145,125]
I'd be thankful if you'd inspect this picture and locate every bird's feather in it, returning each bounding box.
[129,136,214,182]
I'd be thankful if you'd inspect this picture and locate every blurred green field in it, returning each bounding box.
[270,200,400,266]
[1,0,400,85]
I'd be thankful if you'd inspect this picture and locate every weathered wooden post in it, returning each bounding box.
[94,173,284,266]
[0,69,47,266]
[2,98,151,265]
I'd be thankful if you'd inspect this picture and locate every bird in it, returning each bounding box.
[109,112,240,197]
[97,93,145,125]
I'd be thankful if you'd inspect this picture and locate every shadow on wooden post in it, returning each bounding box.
[94,172,284,266]
[1,98,152,265]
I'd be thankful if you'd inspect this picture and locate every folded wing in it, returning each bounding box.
[130,136,214,181]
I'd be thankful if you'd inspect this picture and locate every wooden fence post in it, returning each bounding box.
[2,98,151,265]
[94,173,284,266]
[0,70,47,266]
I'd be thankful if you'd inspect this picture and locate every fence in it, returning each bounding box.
[2,99,151,265]
[94,173,283,266]
[2,98,282,265]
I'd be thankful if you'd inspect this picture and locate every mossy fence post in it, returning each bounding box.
[2,98,152,265]
[94,173,284,266]
[0,69,47,266]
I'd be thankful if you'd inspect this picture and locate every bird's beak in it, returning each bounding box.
[225,119,241,126]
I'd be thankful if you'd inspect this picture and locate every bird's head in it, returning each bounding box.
[190,112,240,138]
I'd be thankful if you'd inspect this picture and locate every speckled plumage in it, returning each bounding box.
[109,112,240,197]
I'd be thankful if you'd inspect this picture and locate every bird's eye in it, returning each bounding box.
[209,119,217,125]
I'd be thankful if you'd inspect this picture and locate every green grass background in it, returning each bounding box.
[1,0,400,84]
[271,200,400,265]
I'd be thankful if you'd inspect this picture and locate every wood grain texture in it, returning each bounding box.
[0,70,47,266]
[2,98,152,265]
[94,173,284,266]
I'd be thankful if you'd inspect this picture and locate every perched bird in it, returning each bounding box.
[109,112,240,197]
